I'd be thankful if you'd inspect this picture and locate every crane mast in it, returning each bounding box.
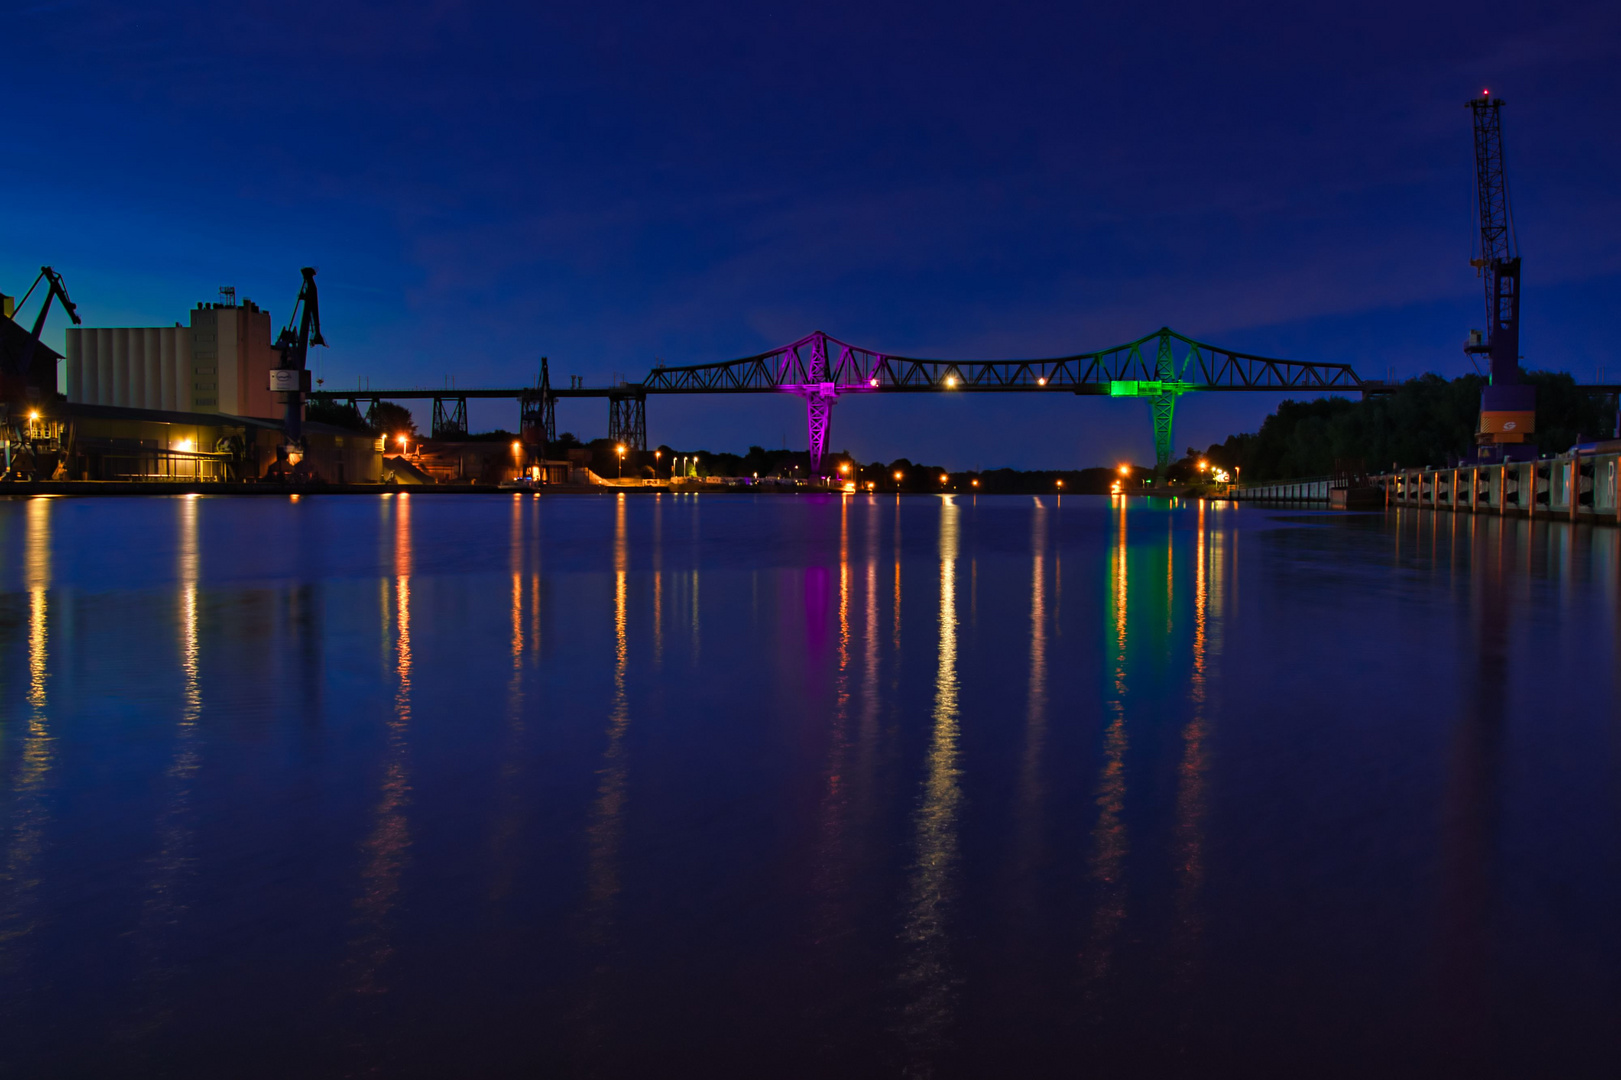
[268,267,324,476]
[1466,92,1534,459]
[3,266,81,479]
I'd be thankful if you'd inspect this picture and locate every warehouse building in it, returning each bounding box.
[64,288,283,418]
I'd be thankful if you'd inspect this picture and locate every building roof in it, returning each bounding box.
[65,401,374,439]
[0,315,64,364]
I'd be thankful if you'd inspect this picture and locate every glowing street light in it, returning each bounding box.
[511,440,522,459]
[1198,459,1209,471]
[1117,463,1130,476]
[893,470,903,482]
[616,443,627,479]
[27,410,40,422]
[839,462,850,475]
[1056,478,1064,489]
[971,478,979,488]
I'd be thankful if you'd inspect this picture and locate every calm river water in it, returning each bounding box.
[1,492,1618,1077]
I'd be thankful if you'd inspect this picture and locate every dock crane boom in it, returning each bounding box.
[1466,91,1534,458]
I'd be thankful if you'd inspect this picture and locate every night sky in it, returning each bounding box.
[6,1,1619,468]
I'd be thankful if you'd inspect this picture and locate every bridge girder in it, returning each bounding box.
[644,328,1373,395]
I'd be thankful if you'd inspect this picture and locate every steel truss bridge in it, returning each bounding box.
[312,327,1391,473]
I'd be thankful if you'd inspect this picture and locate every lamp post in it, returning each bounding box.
[616,443,626,480]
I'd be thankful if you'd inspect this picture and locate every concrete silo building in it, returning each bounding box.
[65,290,282,419]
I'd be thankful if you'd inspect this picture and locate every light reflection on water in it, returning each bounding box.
[0,494,1618,1077]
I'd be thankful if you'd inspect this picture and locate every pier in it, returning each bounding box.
[1232,446,1621,526]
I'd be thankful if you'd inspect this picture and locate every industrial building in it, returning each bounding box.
[64,288,282,418]
[0,293,63,398]
[64,402,383,482]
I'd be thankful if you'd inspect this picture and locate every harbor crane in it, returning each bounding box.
[2,266,80,479]
[1465,90,1534,461]
[266,266,324,479]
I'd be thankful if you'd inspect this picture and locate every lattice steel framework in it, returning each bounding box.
[608,392,646,451]
[432,396,468,438]
[644,328,1370,394]
[646,328,1376,475]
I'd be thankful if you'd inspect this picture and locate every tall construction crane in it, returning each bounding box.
[267,267,324,478]
[1465,90,1534,460]
[2,266,80,479]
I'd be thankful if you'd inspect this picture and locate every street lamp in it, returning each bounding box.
[397,433,409,456]
[616,443,627,479]
[1056,478,1064,489]
[971,478,979,488]
[940,474,949,485]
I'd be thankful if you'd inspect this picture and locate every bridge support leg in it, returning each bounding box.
[608,393,647,450]
[432,395,468,439]
[1150,393,1176,474]
[1151,331,1178,474]
[803,386,837,476]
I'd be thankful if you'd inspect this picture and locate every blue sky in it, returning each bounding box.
[5,0,1619,467]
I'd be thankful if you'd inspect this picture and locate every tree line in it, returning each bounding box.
[1193,371,1615,482]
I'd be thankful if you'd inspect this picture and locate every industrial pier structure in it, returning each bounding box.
[1234,444,1621,525]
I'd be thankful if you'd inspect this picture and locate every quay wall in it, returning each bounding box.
[1232,447,1621,525]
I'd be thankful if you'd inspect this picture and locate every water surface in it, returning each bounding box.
[1,492,1618,1077]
